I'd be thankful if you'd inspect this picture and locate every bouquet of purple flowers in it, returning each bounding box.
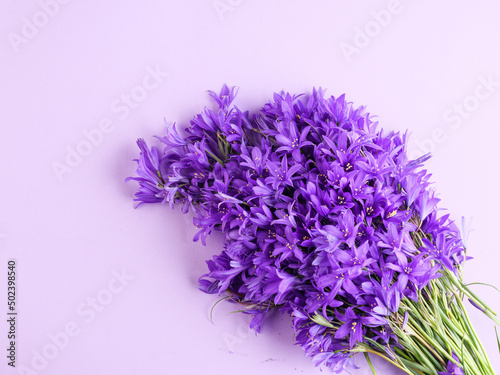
[128,86,498,374]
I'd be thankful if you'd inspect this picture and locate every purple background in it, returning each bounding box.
[1,1,500,374]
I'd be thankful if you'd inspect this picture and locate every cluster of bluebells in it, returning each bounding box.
[129,86,467,373]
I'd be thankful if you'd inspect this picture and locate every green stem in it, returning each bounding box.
[452,290,494,372]
[364,352,377,375]
[390,274,496,375]
[363,348,421,375]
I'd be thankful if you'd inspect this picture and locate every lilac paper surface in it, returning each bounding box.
[1,1,500,374]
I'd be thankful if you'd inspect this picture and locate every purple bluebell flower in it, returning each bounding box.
[334,307,387,348]
[126,139,165,206]
[386,253,430,292]
[438,352,464,375]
